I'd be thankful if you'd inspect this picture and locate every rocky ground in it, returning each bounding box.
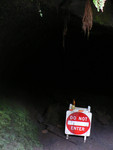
[0,88,113,150]
[29,88,113,150]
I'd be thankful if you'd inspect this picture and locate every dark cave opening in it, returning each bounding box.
[0,11,113,90]
[0,2,113,149]
[0,0,113,111]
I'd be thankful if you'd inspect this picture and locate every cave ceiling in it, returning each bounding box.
[40,0,113,27]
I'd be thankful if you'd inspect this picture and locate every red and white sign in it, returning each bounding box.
[65,111,92,136]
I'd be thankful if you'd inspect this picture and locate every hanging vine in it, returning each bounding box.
[63,21,68,49]
[82,0,93,37]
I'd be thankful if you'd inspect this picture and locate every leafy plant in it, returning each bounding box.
[0,98,42,150]
[93,0,106,12]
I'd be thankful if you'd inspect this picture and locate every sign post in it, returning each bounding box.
[65,105,92,143]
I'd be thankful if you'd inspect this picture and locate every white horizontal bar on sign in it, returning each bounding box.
[68,121,89,127]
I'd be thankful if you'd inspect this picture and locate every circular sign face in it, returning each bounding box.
[66,112,90,135]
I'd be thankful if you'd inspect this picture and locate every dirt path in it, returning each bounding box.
[37,117,113,150]
[28,89,113,150]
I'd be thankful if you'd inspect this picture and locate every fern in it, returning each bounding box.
[93,0,106,12]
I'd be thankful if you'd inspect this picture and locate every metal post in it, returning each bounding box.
[88,106,91,112]
[66,134,69,139]
[84,136,87,143]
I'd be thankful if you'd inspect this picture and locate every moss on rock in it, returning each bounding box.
[0,98,42,150]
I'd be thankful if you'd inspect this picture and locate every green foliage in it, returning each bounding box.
[93,0,106,12]
[0,99,42,150]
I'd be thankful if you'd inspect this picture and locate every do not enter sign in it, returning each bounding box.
[66,112,90,135]
[65,111,92,136]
